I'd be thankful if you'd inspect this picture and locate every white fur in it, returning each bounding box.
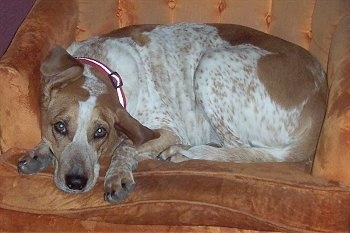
[74,96,96,143]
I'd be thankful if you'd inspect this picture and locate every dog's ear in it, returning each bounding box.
[41,45,83,78]
[115,108,160,146]
[41,45,83,107]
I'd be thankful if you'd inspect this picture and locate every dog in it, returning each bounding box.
[17,23,327,203]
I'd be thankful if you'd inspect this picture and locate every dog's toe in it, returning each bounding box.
[157,144,191,163]
[104,182,136,203]
[104,190,127,203]
[17,151,52,174]
[104,170,136,203]
[18,155,43,174]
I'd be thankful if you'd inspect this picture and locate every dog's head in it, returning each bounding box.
[40,45,158,193]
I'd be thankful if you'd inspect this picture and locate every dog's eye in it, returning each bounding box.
[54,121,68,135]
[94,127,107,139]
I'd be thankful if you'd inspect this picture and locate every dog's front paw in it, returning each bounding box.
[17,146,53,174]
[104,169,136,203]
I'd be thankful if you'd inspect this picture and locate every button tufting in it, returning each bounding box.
[168,0,176,9]
[218,0,226,13]
[116,8,122,18]
[307,30,313,40]
[265,13,272,27]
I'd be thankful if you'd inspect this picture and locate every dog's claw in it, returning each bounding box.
[17,142,54,175]
[104,167,136,203]
[17,152,53,174]
[104,182,136,203]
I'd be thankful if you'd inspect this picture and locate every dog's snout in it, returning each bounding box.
[65,174,88,190]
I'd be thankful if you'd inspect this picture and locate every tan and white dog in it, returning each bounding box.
[18,23,327,203]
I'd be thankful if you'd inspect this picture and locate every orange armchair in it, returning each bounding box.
[0,0,349,232]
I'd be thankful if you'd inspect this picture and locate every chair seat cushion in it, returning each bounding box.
[0,148,349,231]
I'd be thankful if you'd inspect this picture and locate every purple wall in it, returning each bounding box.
[0,0,36,57]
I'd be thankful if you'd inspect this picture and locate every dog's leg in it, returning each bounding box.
[158,144,294,162]
[104,129,180,202]
[104,141,138,203]
[17,140,54,174]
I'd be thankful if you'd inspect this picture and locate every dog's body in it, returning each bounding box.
[18,23,327,202]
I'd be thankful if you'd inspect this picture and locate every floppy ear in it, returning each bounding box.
[41,45,83,108]
[115,108,160,146]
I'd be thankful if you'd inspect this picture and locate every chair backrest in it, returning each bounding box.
[75,0,349,73]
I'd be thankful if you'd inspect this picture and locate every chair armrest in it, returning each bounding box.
[0,0,78,153]
[313,15,350,184]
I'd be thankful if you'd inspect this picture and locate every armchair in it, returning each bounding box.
[0,0,349,231]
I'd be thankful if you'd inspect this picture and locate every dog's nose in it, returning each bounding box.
[65,174,88,190]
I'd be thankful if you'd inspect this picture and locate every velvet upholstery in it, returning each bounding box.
[0,0,350,232]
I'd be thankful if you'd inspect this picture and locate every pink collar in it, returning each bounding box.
[75,57,127,108]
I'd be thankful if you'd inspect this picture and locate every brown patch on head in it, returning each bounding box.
[41,76,90,153]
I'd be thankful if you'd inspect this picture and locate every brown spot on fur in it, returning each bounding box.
[131,31,151,47]
[212,23,327,109]
[257,52,316,108]
[213,23,297,54]
[56,77,90,102]
[103,24,158,39]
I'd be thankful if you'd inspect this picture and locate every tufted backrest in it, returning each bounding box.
[75,0,349,76]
